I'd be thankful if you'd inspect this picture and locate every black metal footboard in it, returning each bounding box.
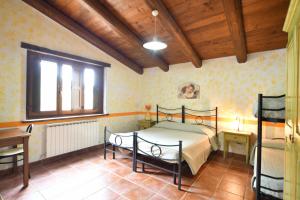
[133,132,183,190]
[104,127,136,169]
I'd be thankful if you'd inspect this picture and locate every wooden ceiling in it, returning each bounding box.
[23,0,289,74]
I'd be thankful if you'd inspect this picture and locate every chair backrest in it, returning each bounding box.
[26,124,34,133]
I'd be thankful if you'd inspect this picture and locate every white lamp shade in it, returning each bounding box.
[143,40,167,50]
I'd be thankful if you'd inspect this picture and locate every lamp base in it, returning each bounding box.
[145,112,151,120]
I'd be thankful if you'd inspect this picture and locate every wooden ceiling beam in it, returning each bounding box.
[146,0,202,68]
[84,0,169,72]
[223,0,247,63]
[22,0,144,74]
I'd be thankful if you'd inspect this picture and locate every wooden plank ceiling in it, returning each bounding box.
[23,0,289,74]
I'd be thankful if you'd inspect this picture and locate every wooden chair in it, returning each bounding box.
[0,124,33,175]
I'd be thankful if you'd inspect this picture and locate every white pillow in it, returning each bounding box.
[262,138,285,150]
[155,121,196,132]
[154,121,215,135]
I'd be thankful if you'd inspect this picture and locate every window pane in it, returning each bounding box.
[71,69,81,110]
[40,60,58,111]
[84,68,95,110]
[61,64,72,111]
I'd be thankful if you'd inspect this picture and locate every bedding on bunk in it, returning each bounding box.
[250,138,284,166]
[253,96,285,119]
[108,121,217,175]
[251,139,284,199]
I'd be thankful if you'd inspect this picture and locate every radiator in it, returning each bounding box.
[46,120,100,158]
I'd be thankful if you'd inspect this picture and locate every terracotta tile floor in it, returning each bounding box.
[0,149,256,200]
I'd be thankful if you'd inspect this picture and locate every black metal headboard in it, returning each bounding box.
[184,106,218,135]
[156,105,184,123]
[156,105,218,135]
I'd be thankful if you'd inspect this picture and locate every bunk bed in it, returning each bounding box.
[104,105,218,190]
[253,94,285,200]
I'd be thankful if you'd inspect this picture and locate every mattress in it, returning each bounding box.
[252,147,284,199]
[108,122,217,175]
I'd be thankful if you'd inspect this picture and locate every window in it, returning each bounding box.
[26,51,105,119]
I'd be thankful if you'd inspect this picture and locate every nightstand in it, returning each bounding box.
[223,130,252,164]
[138,120,155,130]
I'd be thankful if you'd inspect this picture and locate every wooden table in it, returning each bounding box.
[223,130,252,164]
[0,128,30,187]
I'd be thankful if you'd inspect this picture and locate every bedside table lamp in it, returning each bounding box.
[145,104,151,120]
[233,116,241,131]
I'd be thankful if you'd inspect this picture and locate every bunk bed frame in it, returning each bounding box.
[256,94,285,200]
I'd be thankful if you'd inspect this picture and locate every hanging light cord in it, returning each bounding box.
[154,14,157,40]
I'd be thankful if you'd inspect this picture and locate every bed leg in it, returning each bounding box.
[178,164,182,190]
[104,127,107,160]
[132,148,136,172]
[173,165,177,184]
[178,141,182,190]
[112,145,116,159]
[133,132,137,172]
[142,163,145,172]
[132,157,136,172]
[104,144,106,160]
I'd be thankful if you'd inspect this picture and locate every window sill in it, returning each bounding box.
[23,113,109,123]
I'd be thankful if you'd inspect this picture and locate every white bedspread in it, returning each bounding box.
[252,147,284,199]
[108,122,217,175]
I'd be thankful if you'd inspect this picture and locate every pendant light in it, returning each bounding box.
[143,10,167,51]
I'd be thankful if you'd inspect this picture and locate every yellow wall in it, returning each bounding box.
[139,49,286,152]
[0,0,142,169]
[140,49,286,120]
[0,0,286,168]
[0,0,141,122]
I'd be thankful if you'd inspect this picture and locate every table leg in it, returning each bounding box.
[245,138,249,164]
[223,140,227,159]
[13,145,18,173]
[23,137,29,187]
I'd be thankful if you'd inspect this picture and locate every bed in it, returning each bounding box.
[255,94,285,199]
[251,139,284,200]
[104,105,218,190]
